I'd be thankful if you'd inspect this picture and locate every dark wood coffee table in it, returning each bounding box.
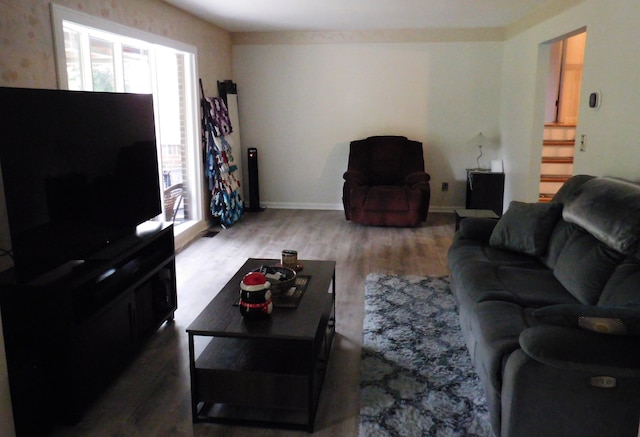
[186,258,336,432]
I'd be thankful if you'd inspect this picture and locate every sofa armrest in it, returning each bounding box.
[343,169,369,186]
[404,171,431,187]
[520,325,640,377]
[532,303,640,335]
[457,217,498,242]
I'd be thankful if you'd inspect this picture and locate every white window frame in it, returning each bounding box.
[51,4,206,249]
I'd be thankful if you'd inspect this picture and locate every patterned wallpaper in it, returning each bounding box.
[0,0,231,91]
[232,28,505,45]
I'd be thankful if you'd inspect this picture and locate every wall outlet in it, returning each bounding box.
[580,134,587,152]
[441,182,449,192]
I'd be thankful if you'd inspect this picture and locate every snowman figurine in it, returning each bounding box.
[239,271,273,318]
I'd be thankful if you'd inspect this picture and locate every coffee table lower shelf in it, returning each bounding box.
[195,402,310,430]
[190,327,334,432]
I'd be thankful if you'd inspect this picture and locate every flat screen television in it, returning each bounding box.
[0,87,162,283]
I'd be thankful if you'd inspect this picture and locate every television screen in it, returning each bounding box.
[0,87,161,282]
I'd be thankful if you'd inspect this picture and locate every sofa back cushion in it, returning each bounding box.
[551,174,594,205]
[347,136,425,186]
[553,228,625,304]
[563,177,640,255]
[599,252,640,306]
[538,220,576,269]
[538,175,595,270]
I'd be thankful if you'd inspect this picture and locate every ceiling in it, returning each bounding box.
[162,0,553,33]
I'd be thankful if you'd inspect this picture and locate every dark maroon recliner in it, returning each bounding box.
[342,136,431,227]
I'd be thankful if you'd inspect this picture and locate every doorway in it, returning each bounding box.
[539,30,586,201]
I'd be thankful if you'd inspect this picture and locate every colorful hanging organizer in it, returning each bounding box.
[200,80,244,228]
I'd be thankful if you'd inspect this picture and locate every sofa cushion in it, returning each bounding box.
[449,238,542,269]
[553,229,624,304]
[598,254,640,306]
[537,220,577,270]
[466,300,535,433]
[363,186,410,211]
[551,174,594,204]
[563,177,640,255]
[496,266,579,307]
[489,201,563,256]
[470,301,536,381]
[532,303,640,336]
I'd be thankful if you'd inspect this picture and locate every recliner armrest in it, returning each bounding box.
[404,171,431,187]
[520,325,640,377]
[343,170,369,186]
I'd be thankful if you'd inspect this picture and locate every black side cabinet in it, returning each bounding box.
[466,171,505,217]
[0,222,177,436]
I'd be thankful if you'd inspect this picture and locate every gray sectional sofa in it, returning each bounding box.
[448,175,640,437]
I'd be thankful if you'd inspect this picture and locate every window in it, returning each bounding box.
[51,4,204,245]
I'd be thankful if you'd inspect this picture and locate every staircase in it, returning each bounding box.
[539,124,575,202]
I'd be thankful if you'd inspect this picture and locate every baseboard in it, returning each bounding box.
[173,220,208,252]
[260,202,344,210]
[429,206,462,214]
[259,202,461,213]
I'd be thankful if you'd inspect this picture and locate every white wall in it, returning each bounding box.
[232,41,504,211]
[500,0,640,204]
[234,1,640,214]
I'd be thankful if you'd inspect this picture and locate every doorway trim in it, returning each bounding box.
[531,26,587,201]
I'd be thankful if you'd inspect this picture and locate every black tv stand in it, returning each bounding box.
[0,221,177,436]
[86,233,143,261]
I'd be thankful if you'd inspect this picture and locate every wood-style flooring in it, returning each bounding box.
[51,209,455,437]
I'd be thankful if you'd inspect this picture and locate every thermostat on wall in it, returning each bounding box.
[589,91,601,109]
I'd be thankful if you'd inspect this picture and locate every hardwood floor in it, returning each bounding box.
[51,209,455,437]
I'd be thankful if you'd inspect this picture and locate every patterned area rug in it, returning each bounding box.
[360,274,491,437]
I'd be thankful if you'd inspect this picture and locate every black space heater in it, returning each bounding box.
[246,147,264,212]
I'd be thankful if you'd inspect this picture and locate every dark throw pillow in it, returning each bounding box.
[489,201,563,256]
[532,303,640,336]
